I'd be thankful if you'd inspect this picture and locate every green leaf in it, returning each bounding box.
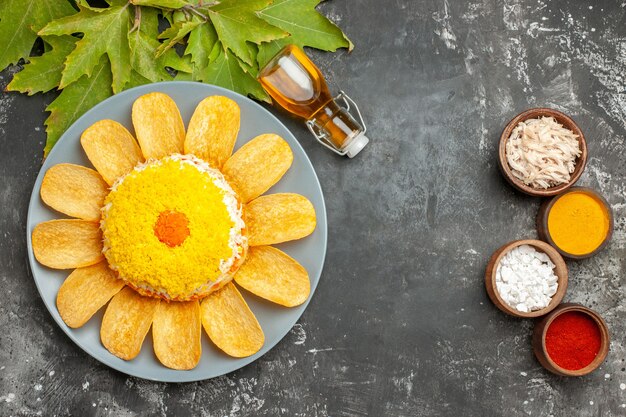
[208,0,287,65]
[44,55,113,156]
[39,4,132,94]
[7,36,77,95]
[107,0,133,6]
[174,71,193,81]
[257,0,353,52]
[237,43,260,77]
[129,7,192,81]
[126,69,152,89]
[130,30,172,82]
[136,5,160,37]
[171,10,186,24]
[185,21,218,77]
[73,1,108,12]
[0,0,76,71]
[198,46,269,102]
[131,0,190,9]
[156,19,201,57]
[164,52,193,74]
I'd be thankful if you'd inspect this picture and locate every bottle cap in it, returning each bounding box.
[344,132,369,158]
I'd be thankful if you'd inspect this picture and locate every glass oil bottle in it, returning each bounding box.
[258,45,369,158]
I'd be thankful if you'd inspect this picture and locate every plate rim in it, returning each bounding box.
[25,81,327,383]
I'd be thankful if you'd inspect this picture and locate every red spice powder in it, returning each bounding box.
[545,311,601,370]
[154,211,190,247]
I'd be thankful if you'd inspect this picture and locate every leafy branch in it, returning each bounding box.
[1,0,352,155]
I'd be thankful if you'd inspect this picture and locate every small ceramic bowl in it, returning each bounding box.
[485,239,568,318]
[532,303,610,376]
[537,187,614,260]
[498,108,588,197]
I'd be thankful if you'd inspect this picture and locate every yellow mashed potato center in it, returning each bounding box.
[102,158,236,300]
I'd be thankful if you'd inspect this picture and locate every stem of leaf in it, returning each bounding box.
[130,5,141,34]
[183,5,211,21]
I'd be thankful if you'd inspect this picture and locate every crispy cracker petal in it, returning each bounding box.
[234,246,310,307]
[152,300,201,370]
[184,96,240,169]
[201,282,264,358]
[223,134,293,203]
[246,193,316,246]
[81,119,144,185]
[100,287,160,361]
[132,92,185,160]
[32,220,103,269]
[57,262,124,328]
[40,163,109,221]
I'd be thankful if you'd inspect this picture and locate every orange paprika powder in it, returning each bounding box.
[545,311,601,370]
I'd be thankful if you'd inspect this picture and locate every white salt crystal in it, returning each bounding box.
[495,245,559,312]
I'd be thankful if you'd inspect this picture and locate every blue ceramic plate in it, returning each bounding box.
[26,82,327,382]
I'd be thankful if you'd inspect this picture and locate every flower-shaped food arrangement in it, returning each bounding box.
[32,93,317,370]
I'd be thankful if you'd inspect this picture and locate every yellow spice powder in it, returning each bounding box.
[547,191,610,255]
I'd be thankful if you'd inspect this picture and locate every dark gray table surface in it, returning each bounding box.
[1,1,625,416]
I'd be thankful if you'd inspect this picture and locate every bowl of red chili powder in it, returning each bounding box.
[533,303,609,376]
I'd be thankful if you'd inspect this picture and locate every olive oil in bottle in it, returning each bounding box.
[259,45,369,158]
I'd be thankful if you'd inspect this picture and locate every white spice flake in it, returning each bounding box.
[496,245,558,312]
[620,383,626,390]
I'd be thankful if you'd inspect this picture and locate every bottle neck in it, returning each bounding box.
[308,99,363,151]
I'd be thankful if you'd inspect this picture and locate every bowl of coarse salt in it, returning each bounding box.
[498,108,588,197]
[485,239,568,318]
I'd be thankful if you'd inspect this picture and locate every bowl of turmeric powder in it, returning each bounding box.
[498,108,588,197]
[537,187,614,259]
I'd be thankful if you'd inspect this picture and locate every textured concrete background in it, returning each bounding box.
[1,0,626,416]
